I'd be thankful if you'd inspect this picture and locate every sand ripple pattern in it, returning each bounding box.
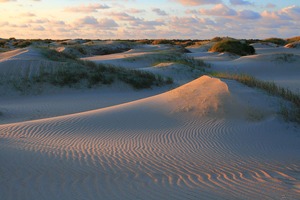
[0,76,299,200]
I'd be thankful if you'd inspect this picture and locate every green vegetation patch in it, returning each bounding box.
[209,39,255,56]
[263,38,287,46]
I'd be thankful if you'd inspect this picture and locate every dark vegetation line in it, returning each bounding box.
[210,72,300,123]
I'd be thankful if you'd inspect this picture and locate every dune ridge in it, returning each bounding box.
[1,75,299,200]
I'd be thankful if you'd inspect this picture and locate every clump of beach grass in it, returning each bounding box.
[209,39,255,56]
[262,38,287,46]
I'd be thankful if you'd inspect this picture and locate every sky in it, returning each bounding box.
[0,0,299,39]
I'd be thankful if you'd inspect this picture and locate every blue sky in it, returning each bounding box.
[0,0,299,39]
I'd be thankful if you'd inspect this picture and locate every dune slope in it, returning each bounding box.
[0,76,299,200]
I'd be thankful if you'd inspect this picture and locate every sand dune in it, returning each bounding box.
[0,47,58,80]
[1,76,299,200]
[198,46,300,93]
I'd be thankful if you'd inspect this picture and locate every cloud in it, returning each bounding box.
[281,5,300,20]
[152,8,168,16]
[127,8,145,14]
[21,12,36,17]
[27,19,49,24]
[230,0,253,6]
[173,0,222,6]
[200,4,237,16]
[238,10,261,19]
[98,19,119,28]
[261,5,300,20]
[77,16,99,25]
[185,9,198,14]
[110,12,139,21]
[33,25,45,31]
[75,16,119,28]
[64,3,110,13]
[265,3,276,9]
[0,0,16,2]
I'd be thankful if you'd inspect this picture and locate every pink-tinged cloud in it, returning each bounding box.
[174,0,222,6]
[238,10,261,19]
[281,5,300,19]
[64,3,110,13]
[200,4,237,16]
[127,8,145,14]
[261,10,291,20]
[261,5,300,20]
[230,0,253,6]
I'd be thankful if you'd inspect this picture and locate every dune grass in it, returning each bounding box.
[124,50,208,70]
[262,38,287,46]
[37,48,173,89]
[211,72,300,123]
[287,36,300,43]
[209,39,255,56]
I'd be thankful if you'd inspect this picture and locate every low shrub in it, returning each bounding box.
[263,38,287,46]
[0,40,7,48]
[12,40,32,48]
[209,39,255,56]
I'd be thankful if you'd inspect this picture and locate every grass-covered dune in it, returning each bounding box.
[209,39,255,56]
[35,48,174,89]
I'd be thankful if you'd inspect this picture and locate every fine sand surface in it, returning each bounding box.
[189,45,300,93]
[0,44,300,200]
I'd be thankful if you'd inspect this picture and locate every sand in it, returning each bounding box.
[0,44,299,200]
[193,45,300,93]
